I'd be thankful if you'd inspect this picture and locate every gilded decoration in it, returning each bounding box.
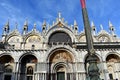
[8,36,21,43]
[58,22,63,27]
[50,50,73,63]
[26,35,41,43]
[79,36,86,42]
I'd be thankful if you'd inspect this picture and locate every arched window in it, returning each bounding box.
[106,54,120,80]
[49,32,72,44]
[27,66,33,75]
[26,66,33,80]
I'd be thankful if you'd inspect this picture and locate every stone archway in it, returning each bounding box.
[106,54,120,80]
[49,50,74,80]
[19,54,38,80]
[0,55,14,80]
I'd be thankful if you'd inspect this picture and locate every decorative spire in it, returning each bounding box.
[58,12,62,21]
[58,12,61,19]
[23,20,28,34]
[2,20,10,44]
[73,20,78,35]
[91,21,96,35]
[74,20,78,26]
[5,20,10,33]
[24,19,28,26]
[91,21,95,28]
[74,20,78,31]
[47,24,50,29]
[109,21,116,36]
[33,23,36,30]
[109,21,114,31]
[6,20,9,26]
[42,20,46,31]
[100,24,103,30]
[3,20,9,36]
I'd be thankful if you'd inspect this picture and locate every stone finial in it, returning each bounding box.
[3,20,10,35]
[91,21,95,27]
[42,20,46,31]
[23,20,28,30]
[109,21,116,36]
[4,20,10,33]
[58,12,62,21]
[6,20,9,26]
[109,21,114,31]
[91,21,96,31]
[74,20,78,30]
[58,12,61,19]
[24,19,28,26]
[74,20,78,26]
[34,23,36,29]
[5,20,9,29]
[91,21,96,35]
[100,24,103,30]
[42,20,46,26]
[48,24,50,29]
[23,20,28,34]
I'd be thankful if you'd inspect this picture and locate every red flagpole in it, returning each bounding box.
[80,0,101,80]
[80,0,86,8]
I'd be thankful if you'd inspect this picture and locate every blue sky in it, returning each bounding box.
[0,0,120,37]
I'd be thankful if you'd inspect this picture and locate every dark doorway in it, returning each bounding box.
[27,76,33,80]
[109,74,113,79]
[57,72,65,80]
[4,75,11,80]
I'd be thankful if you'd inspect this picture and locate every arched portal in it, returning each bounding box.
[0,55,14,80]
[106,54,120,80]
[54,64,67,80]
[49,50,74,80]
[19,54,38,80]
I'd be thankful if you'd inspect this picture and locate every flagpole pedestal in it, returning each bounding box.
[86,54,101,80]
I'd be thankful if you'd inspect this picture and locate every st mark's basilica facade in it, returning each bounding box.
[0,13,120,80]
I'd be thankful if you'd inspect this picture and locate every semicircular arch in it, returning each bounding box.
[105,52,120,62]
[7,35,22,43]
[51,62,72,73]
[46,27,77,43]
[46,45,77,62]
[84,53,102,63]
[18,52,38,63]
[24,33,42,43]
[0,53,15,63]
